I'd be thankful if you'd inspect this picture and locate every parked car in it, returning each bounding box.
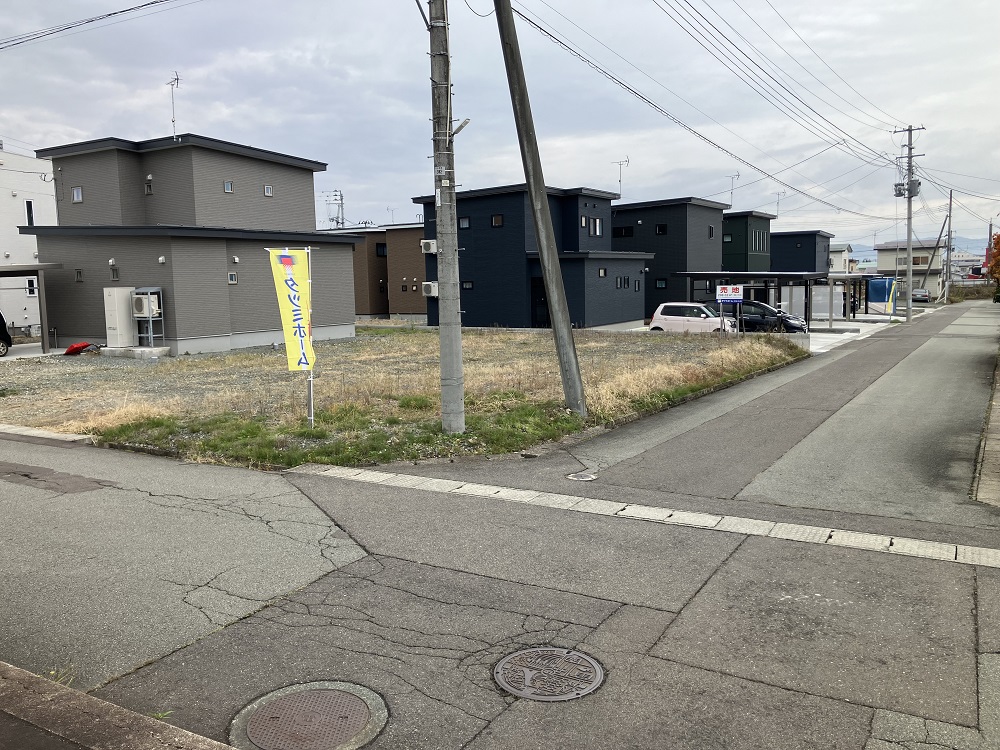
[649,302,737,334]
[912,288,931,303]
[0,310,10,356]
[705,300,808,333]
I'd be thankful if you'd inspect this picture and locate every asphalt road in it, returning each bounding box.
[2,301,1000,750]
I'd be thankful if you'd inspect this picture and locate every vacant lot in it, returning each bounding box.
[0,327,806,467]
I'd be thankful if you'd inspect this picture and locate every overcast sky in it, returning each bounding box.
[2,0,998,253]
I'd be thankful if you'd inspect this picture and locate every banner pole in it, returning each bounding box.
[306,246,315,429]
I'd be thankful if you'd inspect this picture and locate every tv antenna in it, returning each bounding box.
[612,156,629,197]
[167,71,181,140]
[386,206,396,223]
[775,190,786,217]
[726,172,740,206]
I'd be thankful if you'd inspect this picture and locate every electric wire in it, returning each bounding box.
[511,7,895,220]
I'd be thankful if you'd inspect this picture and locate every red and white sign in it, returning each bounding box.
[715,284,744,303]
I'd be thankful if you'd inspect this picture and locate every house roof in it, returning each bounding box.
[723,210,777,220]
[771,230,836,239]
[615,197,730,211]
[20,225,360,244]
[874,238,944,251]
[412,183,620,204]
[35,134,327,172]
[830,243,853,253]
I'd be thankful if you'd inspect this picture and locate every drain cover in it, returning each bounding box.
[230,681,388,750]
[494,648,604,702]
[247,690,369,750]
[566,472,597,481]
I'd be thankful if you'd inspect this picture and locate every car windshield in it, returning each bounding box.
[751,302,780,315]
[701,307,720,317]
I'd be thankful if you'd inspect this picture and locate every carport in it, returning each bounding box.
[0,263,62,354]
[674,271,827,324]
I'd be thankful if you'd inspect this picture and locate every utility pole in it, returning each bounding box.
[894,125,925,323]
[945,190,953,302]
[493,0,587,418]
[428,0,466,433]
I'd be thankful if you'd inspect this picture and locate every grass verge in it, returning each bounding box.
[87,329,806,469]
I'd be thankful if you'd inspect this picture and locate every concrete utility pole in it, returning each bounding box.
[894,125,925,323]
[945,190,953,302]
[493,0,587,418]
[428,0,466,433]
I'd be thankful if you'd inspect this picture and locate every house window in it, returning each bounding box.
[223,181,234,193]
[110,267,120,281]
[228,272,238,285]
[144,182,153,195]
[723,233,732,243]
[26,278,37,297]
[491,214,504,228]
[75,269,83,282]
[71,186,83,203]
[655,224,668,235]
[401,285,408,292]
[656,279,667,289]
[634,280,641,292]
[462,280,474,290]
[616,276,622,289]
[588,217,603,237]
[612,226,633,238]
[459,216,470,229]
[623,276,630,289]
[263,185,273,197]
[25,200,34,226]
[709,225,715,239]
[375,243,387,257]
[581,215,588,228]
[598,268,607,277]
[412,285,418,292]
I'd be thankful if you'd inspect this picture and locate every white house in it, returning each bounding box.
[875,238,945,297]
[0,149,56,333]
[829,243,856,273]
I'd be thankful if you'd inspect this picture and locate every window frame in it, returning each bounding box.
[223,181,234,194]
[263,184,273,197]
[491,214,504,228]
[26,278,37,297]
[71,186,83,203]
[458,216,471,230]
[25,200,34,226]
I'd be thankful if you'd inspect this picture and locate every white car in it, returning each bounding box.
[649,302,736,333]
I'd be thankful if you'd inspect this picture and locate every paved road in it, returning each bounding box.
[1,302,999,749]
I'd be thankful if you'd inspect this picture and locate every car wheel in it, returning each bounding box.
[0,340,8,357]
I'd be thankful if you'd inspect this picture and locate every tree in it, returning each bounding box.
[987,232,1000,301]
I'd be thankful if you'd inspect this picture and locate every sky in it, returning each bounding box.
[1,0,998,256]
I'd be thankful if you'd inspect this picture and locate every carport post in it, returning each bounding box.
[827,278,834,331]
[37,269,50,354]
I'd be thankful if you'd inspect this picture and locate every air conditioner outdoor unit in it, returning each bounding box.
[420,239,438,254]
[132,293,160,318]
[421,281,439,297]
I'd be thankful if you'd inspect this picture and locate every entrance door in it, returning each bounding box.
[531,277,550,328]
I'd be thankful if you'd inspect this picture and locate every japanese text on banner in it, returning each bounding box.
[267,247,315,371]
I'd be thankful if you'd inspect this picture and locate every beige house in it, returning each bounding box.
[875,238,944,297]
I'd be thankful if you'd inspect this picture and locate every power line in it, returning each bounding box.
[512,8,895,220]
[0,0,202,51]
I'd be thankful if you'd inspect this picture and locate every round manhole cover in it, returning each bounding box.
[566,472,597,482]
[494,648,604,702]
[230,682,388,750]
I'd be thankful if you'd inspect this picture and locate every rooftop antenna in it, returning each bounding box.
[612,156,629,197]
[386,206,396,224]
[167,71,180,140]
[775,190,786,217]
[726,172,740,206]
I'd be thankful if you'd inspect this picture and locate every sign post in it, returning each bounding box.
[715,284,743,337]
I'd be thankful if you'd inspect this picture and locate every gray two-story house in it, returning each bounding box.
[21,134,358,354]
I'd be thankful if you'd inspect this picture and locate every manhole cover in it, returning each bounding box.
[247,690,369,750]
[494,648,604,701]
[230,681,388,750]
[566,472,597,481]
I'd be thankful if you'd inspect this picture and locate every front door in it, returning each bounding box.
[531,277,550,328]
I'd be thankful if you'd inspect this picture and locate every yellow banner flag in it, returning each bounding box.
[267,247,316,371]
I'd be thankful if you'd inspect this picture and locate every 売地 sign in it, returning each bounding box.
[716,284,744,303]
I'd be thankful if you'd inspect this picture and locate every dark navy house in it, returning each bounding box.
[413,184,652,329]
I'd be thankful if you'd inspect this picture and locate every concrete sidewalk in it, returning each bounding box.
[1,301,998,750]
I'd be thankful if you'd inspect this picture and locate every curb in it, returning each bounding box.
[0,661,231,750]
[0,424,93,444]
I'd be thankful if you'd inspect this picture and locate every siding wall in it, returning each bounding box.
[141,149,197,225]
[385,227,424,315]
[351,234,389,317]
[52,152,125,225]
[580,257,647,326]
[191,150,316,231]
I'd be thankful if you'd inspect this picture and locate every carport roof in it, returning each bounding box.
[674,271,829,281]
[0,263,62,275]
[20,226,362,244]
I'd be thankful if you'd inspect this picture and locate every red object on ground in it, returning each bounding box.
[63,342,96,355]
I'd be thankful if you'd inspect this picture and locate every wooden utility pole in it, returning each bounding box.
[493,0,587,418]
[428,0,465,433]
